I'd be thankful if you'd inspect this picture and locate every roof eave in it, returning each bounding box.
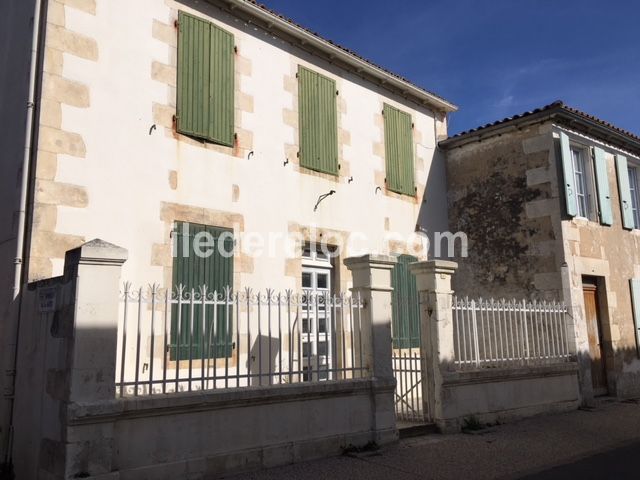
[440,106,640,155]
[559,108,640,154]
[439,108,559,149]
[210,0,458,113]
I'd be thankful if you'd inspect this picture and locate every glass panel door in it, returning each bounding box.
[301,267,333,381]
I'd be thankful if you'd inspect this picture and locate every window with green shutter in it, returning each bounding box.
[298,66,339,175]
[177,11,235,147]
[391,254,421,349]
[384,104,415,196]
[171,222,234,360]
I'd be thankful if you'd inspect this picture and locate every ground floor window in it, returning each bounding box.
[171,221,234,360]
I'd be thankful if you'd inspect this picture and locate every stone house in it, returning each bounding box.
[0,0,456,462]
[441,101,640,401]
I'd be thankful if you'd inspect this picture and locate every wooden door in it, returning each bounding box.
[583,284,607,395]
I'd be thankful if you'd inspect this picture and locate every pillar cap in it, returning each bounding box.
[344,254,398,270]
[65,239,128,268]
[409,259,458,275]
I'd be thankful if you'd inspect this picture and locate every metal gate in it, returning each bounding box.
[391,255,426,424]
[392,349,425,423]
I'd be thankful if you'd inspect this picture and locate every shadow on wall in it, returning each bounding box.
[574,346,640,401]
[248,335,282,387]
[418,148,450,246]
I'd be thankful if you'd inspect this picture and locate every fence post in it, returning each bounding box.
[62,240,127,478]
[344,254,398,445]
[409,260,458,431]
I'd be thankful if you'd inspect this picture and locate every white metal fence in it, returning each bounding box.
[117,284,367,397]
[452,297,571,369]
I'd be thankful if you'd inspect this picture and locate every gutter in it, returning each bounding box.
[4,0,45,466]
[212,0,457,113]
[13,0,42,301]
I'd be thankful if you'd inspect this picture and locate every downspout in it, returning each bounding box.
[12,0,43,300]
[3,0,45,466]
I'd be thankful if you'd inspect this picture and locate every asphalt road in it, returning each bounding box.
[230,399,640,480]
[520,440,640,479]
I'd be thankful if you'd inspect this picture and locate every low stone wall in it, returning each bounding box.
[11,244,399,479]
[66,378,396,479]
[438,363,580,431]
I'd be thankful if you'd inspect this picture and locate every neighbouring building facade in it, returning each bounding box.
[0,0,456,467]
[441,102,640,401]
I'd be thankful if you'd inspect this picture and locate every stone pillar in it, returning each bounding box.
[65,239,128,402]
[344,254,398,445]
[63,240,127,479]
[410,260,458,431]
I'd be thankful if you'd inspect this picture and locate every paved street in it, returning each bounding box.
[230,398,640,480]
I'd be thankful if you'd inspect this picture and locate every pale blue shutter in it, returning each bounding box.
[593,147,613,226]
[629,279,640,354]
[560,132,577,217]
[616,155,635,230]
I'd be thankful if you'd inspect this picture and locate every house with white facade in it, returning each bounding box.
[0,0,458,475]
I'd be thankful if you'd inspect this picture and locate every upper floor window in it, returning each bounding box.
[560,132,613,225]
[614,154,640,230]
[176,12,235,146]
[628,165,640,229]
[571,146,596,220]
[384,104,415,196]
[298,66,339,175]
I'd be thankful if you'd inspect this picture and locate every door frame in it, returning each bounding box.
[301,248,334,382]
[581,275,611,396]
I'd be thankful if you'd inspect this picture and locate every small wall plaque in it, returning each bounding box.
[38,287,57,313]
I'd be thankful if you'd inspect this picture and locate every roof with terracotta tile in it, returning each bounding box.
[440,101,640,153]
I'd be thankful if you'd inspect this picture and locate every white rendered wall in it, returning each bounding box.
[40,0,447,293]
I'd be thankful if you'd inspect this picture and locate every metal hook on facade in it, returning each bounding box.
[348,176,354,184]
[284,158,289,166]
[314,190,336,212]
[375,186,382,195]
[148,124,157,135]
[247,151,254,160]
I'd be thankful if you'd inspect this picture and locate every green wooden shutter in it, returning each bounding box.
[298,66,339,175]
[630,279,640,355]
[593,147,613,226]
[616,155,635,230]
[391,255,420,349]
[177,12,235,146]
[171,222,234,360]
[384,104,415,196]
[559,132,578,217]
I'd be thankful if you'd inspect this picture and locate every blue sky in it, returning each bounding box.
[264,0,639,135]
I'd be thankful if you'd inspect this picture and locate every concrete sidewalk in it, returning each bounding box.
[229,398,640,480]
